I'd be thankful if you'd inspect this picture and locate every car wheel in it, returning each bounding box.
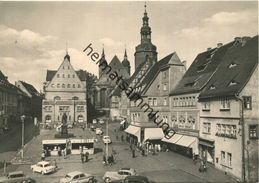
[88,178,94,183]
[104,177,111,183]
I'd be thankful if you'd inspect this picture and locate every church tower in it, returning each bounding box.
[99,47,106,78]
[122,49,131,76]
[134,4,157,70]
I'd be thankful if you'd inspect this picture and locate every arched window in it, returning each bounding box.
[54,96,61,100]
[72,96,79,100]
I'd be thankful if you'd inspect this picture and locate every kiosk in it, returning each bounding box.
[70,139,94,155]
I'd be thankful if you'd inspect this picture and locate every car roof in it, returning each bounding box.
[9,171,24,175]
[67,171,84,176]
[103,136,110,138]
[38,161,50,165]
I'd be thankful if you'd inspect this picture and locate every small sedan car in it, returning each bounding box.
[59,171,95,183]
[103,168,137,183]
[98,119,105,124]
[31,161,56,175]
[96,128,103,135]
[102,136,111,144]
[0,171,35,183]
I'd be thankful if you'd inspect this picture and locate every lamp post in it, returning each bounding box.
[20,115,25,159]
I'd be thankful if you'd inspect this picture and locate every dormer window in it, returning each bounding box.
[229,63,237,68]
[184,82,195,87]
[197,64,207,72]
[210,85,216,90]
[229,80,237,86]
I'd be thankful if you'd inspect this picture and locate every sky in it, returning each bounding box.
[0,1,258,91]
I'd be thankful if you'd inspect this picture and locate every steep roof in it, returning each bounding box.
[19,81,39,97]
[46,70,88,81]
[0,70,18,93]
[109,78,130,97]
[170,41,234,96]
[139,52,183,94]
[199,36,258,99]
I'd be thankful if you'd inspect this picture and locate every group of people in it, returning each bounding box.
[103,154,115,166]
[80,151,90,163]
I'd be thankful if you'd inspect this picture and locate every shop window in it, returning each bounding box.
[249,125,258,139]
[221,151,225,164]
[243,96,252,110]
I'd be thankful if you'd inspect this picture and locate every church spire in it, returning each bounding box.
[64,42,70,62]
[101,44,105,58]
[124,48,127,60]
[141,2,151,44]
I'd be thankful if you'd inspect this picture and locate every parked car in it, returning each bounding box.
[92,119,97,124]
[0,171,35,183]
[110,176,150,183]
[102,136,111,144]
[98,119,105,124]
[103,168,137,183]
[90,125,96,131]
[59,171,95,183]
[31,161,56,175]
[95,128,103,135]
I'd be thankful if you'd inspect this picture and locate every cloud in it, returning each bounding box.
[0,25,57,49]
[98,37,123,47]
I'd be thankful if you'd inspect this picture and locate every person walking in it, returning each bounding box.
[80,151,84,163]
[54,159,57,169]
[85,152,89,162]
[103,154,107,165]
[132,148,135,158]
[41,151,45,161]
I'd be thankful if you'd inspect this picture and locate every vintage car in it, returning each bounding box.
[31,161,56,175]
[103,168,137,183]
[110,175,150,183]
[95,128,103,135]
[59,171,95,183]
[102,136,112,144]
[0,171,34,183]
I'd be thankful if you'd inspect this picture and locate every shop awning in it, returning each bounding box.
[120,120,126,125]
[162,134,183,144]
[144,128,164,141]
[124,125,140,137]
[176,135,196,147]
[42,139,67,145]
[199,139,214,148]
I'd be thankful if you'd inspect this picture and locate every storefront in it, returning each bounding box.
[70,139,94,155]
[162,134,198,158]
[199,138,214,163]
[42,139,67,156]
[124,125,141,143]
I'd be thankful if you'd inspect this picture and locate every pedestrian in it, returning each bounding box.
[103,154,107,165]
[80,151,84,163]
[116,134,119,141]
[41,151,45,161]
[121,134,124,141]
[58,147,61,156]
[110,154,115,164]
[129,144,133,151]
[132,149,135,158]
[141,149,145,156]
[54,159,57,169]
[85,152,89,162]
[108,156,112,166]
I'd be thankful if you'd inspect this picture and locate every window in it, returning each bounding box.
[68,74,70,78]
[210,85,216,90]
[163,71,166,79]
[162,116,168,123]
[249,125,258,139]
[163,83,167,91]
[63,66,65,69]
[229,63,237,68]
[148,98,152,106]
[227,153,232,167]
[229,80,237,86]
[153,98,157,106]
[57,74,60,78]
[77,106,84,112]
[67,66,70,69]
[73,74,75,78]
[57,84,60,88]
[216,124,237,138]
[78,84,81,88]
[221,151,225,164]
[202,101,210,111]
[203,122,211,134]
[51,84,55,88]
[67,84,70,88]
[163,98,167,106]
[220,99,230,110]
[54,96,61,100]
[243,96,252,110]
[63,74,65,78]
[62,84,65,88]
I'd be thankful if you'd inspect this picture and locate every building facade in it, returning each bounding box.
[198,36,258,182]
[42,52,88,125]
[0,71,18,132]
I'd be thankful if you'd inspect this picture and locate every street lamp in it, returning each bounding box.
[20,115,26,159]
[106,119,108,159]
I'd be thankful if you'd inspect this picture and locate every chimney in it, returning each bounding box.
[207,47,212,51]
[241,36,251,46]
[234,37,242,43]
[182,60,187,69]
[217,43,223,48]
